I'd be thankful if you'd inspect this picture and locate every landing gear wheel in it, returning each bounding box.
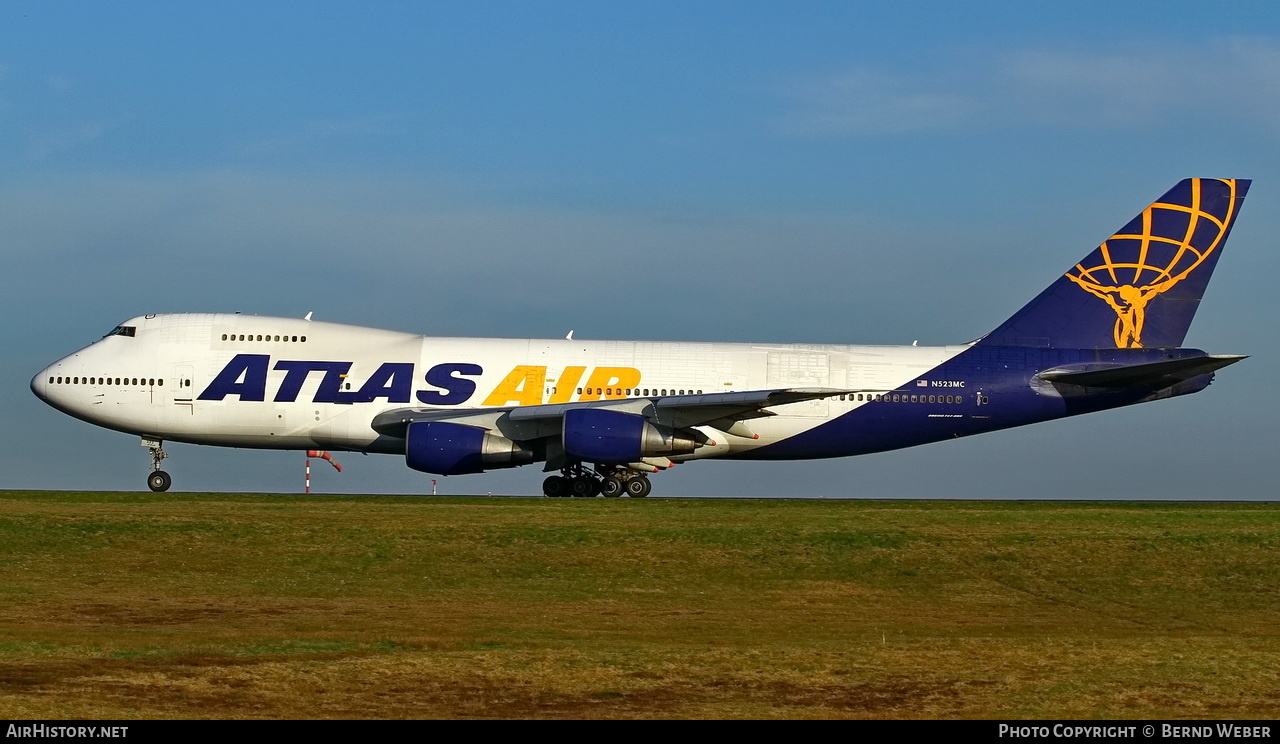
[570,476,599,498]
[600,475,625,498]
[626,476,652,498]
[542,476,570,498]
[147,470,172,493]
[143,438,170,493]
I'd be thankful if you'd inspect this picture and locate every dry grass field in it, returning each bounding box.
[0,490,1277,719]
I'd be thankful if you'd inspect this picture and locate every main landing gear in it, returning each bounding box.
[143,437,172,492]
[542,463,652,498]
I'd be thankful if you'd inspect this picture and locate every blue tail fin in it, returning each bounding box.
[980,178,1250,349]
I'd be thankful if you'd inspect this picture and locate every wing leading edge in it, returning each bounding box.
[372,387,867,474]
[371,387,860,439]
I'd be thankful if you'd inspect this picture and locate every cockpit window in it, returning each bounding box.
[104,325,136,338]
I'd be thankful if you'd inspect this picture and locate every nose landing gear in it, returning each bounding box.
[142,437,171,492]
[147,470,172,492]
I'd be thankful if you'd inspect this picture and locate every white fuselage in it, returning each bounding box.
[32,313,966,460]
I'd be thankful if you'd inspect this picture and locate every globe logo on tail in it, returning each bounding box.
[1066,178,1241,348]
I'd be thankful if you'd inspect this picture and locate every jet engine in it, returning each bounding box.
[562,408,697,464]
[405,421,534,476]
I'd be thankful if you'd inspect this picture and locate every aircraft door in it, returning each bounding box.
[172,364,195,404]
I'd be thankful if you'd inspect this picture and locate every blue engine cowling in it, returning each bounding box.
[405,421,535,475]
[562,408,697,464]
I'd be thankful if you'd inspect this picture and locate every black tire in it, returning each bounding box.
[570,476,598,498]
[147,470,172,493]
[626,476,652,498]
[600,476,624,498]
[542,476,569,498]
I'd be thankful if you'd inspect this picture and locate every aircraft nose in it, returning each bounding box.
[31,368,49,402]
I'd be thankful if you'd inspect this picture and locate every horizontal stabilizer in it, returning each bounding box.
[1037,354,1246,388]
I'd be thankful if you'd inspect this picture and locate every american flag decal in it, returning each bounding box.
[917,380,928,387]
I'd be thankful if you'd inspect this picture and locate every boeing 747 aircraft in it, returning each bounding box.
[32,178,1249,497]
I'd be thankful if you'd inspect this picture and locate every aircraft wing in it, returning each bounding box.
[370,387,859,440]
[1036,354,1247,388]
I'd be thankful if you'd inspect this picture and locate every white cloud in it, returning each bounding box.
[783,36,1280,136]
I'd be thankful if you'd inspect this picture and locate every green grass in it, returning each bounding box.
[0,491,1277,718]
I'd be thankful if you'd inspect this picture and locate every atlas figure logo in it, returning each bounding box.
[198,354,643,406]
[1065,178,1243,348]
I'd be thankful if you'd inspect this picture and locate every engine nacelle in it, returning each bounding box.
[562,408,697,464]
[405,421,534,476]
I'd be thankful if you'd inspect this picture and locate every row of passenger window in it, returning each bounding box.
[548,388,964,402]
[221,333,307,342]
[571,390,968,404]
[49,376,193,387]
[840,392,964,404]
[548,387,706,397]
[542,388,962,402]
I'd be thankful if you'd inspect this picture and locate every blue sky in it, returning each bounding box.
[2,1,1277,497]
